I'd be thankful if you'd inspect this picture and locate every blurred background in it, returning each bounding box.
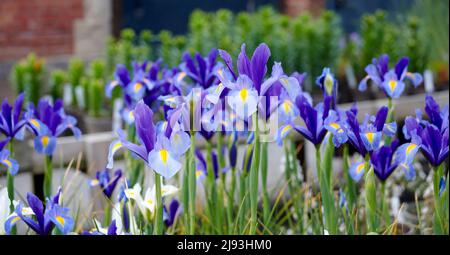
[1,0,448,100]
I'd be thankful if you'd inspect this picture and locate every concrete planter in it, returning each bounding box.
[83,115,113,134]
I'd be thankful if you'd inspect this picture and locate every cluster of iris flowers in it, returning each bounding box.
[0,43,448,235]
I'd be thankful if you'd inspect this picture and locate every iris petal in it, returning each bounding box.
[349,161,365,182]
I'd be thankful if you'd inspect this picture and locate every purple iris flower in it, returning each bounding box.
[403,95,448,139]
[180,49,221,89]
[107,101,190,179]
[358,54,423,98]
[164,199,182,227]
[316,68,338,109]
[161,88,217,141]
[106,62,146,108]
[370,140,400,181]
[0,93,27,141]
[417,124,449,167]
[5,189,74,235]
[217,44,301,121]
[275,94,331,147]
[294,95,332,145]
[402,95,449,167]
[26,98,81,156]
[89,169,123,199]
[344,106,395,156]
[323,110,348,148]
[0,147,19,176]
[1,138,19,175]
[143,62,182,113]
[114,61,182,126]
[220,43,270,94]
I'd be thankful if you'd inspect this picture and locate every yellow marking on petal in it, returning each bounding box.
[177,72,186,82]
[281,125,292,136]
[330,122,340,130]
[365,132,375,143]
[125,190,136,199]
[239,89,248,102]
[133,83,143,93]
[11,216,21,224]
[215,83,223,93]
[218,69,223,77]
[41,136,50,147]
[283,101,291,113]
[159,149,169,164]
[146,199,154,207]
[406,144,417,154]
[389,80,397,92]
[356,163,364,173]
[56,216,65,226]
[325,74,334,95]
[128,111,134,119]
[172,133,180,142]
[90,179,99,186]
[196,170,203,178]
[280,78,289,86]
[112,142,122,151]
[30,119,40,128]
[22,207,33,215]
[330,122,344,133]
[2,159,12,168]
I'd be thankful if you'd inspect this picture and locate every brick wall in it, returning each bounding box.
[0,0,84,61]
[282,0,326,17]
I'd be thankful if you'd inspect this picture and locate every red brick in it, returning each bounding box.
[281,0,325,17]
[0,0,83,61]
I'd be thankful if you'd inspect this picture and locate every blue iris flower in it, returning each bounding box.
[0,93,27,141]
[0,143,19,176]
[26,98,81,156]
[107,101,190,179]
[5,189,74,235]
[358,54,423,99]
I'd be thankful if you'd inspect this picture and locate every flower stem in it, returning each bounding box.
[205,141,218,233]
[182,156,190,232]
[432,163,447,234]
[227,167,236,234]
[217,133,227,233]
[153,172,163,235]
[317,135,338,234]
[44,155,53,199]
[343,144,357,210]
[126,124,140,186]
[384,98,395,145]
[364,154,377,233]
[380,181,391,228]
[7,142,14,213]
[249,113,260,234]
[261,139,270,233]
[103,201,111,226]
[188,131,196,234]
[284,141,302,233]
[7,142,16,235]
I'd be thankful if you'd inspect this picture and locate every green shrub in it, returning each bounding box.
[49,69,66,100]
